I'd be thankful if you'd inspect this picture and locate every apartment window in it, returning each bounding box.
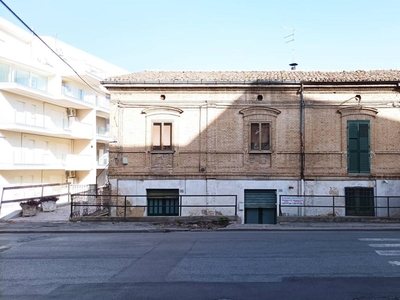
[250,122,270,151]
[347,120,370,173]
[345,187,374,216]
[14,68,29,86]
[152,122,172,151]
[13,68,48,91]
[31,73,48,91]
[0,63,10,82]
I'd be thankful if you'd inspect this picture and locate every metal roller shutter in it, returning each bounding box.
[244,190,276,208]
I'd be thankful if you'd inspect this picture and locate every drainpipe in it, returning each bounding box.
[299,84,305,196]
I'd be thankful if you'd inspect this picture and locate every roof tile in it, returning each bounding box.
[103,70,400,83]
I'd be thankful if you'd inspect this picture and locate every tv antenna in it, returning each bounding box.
[282,26,297,70]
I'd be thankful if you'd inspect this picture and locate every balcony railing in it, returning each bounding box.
[97,153,109,166]
[65,154,92,170]
[96,95,110,109]
[0,111,92,139]
[68,118,93,138]
[62,85,83,100]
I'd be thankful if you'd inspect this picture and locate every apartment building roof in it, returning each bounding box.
[103,70,400,84]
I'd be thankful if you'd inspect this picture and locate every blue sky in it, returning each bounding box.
[1,0,399,73]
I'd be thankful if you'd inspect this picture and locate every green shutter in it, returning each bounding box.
[244,190,276,208]
[358,123,370,173]
[347,121,370,173]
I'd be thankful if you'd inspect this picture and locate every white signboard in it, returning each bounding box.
[281,196,304,206]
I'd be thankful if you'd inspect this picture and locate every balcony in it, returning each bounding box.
[0,148,65,170]
[97,152,109,168]
[65,154,92,171]
[61,85,95,107]
[68,118,93,139]
[0,111,93,140]
[0,148,93,171]
[96,125,112,143]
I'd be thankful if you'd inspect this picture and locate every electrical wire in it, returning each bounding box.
[0,0,104,95]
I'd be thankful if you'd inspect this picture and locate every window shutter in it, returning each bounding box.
[358,123,370,173]
[347,122,359,173]
[347,121,370,173]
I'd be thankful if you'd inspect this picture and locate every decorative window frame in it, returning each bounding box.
[142,106,183,153]
[337,106,378,175]
[239,107,281,154]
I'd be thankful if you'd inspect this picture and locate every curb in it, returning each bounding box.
[1,225,400,233]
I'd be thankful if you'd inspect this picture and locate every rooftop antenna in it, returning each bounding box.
[282,26,297,70]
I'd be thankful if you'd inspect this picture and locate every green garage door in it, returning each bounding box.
[245,189,277,224]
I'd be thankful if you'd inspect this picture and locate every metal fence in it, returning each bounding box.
[279,195,400,218]
[0,183,96,216]
[70,193,238,218]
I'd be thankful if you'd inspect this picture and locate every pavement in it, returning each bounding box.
[1,203,400,233]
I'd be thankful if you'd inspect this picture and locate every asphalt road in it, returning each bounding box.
[1,231,400,300]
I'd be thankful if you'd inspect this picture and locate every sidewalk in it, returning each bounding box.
[1,204,400,233]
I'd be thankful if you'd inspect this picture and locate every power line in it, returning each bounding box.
[0,0,104,95]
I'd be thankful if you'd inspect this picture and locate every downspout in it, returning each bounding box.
[299,84,305,197]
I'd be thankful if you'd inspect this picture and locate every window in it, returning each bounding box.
[250,122,270,151]
[345,187,374,216]
[347,121,370,173]
[0,63,9,82]
[147,189,179,216]
[31,73,48,91]
[152,122,172,151]
[12,68,48,91]
[14,68,29,86]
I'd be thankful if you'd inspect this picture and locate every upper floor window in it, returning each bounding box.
[152,122,172,151]
[250,122,270,151]
[13,68,48,91]
[0,63,10,82]
[239,107,280,155]
[347,120,370,174]
[14,69,29,86]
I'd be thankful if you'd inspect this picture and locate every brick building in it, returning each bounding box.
[101,70,400,223]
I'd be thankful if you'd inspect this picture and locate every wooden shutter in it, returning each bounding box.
[358,123,370,173]
[347,121,370,173]
[152,123,161,150]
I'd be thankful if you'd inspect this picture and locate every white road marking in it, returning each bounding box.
[375,250,400,256]
[369,244,400,248]
[359,238,400,242]
[388,261,400,266]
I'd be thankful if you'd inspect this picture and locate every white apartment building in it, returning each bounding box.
[0,17,129,196]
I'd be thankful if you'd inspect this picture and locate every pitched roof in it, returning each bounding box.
[103,70,400,84]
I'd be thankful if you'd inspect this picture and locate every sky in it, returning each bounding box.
[1,0,399,73]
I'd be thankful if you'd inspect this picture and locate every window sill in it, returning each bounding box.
[150,150,175,154]
[348,172,371,176]
[249,150,272,154]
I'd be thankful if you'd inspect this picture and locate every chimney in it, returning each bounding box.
[289,63,298,70]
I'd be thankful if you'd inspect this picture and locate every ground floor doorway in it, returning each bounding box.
[244,189,277,224]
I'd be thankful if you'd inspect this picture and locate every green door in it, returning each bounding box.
[244,189,277,224]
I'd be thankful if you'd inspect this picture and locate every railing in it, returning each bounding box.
[0,183,96,216]
[62,85,83,100]
[279,195,400,218]
[70,194,238,219]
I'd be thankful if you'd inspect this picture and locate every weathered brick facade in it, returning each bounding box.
[102,70,400,221]
[104,85,400,181]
